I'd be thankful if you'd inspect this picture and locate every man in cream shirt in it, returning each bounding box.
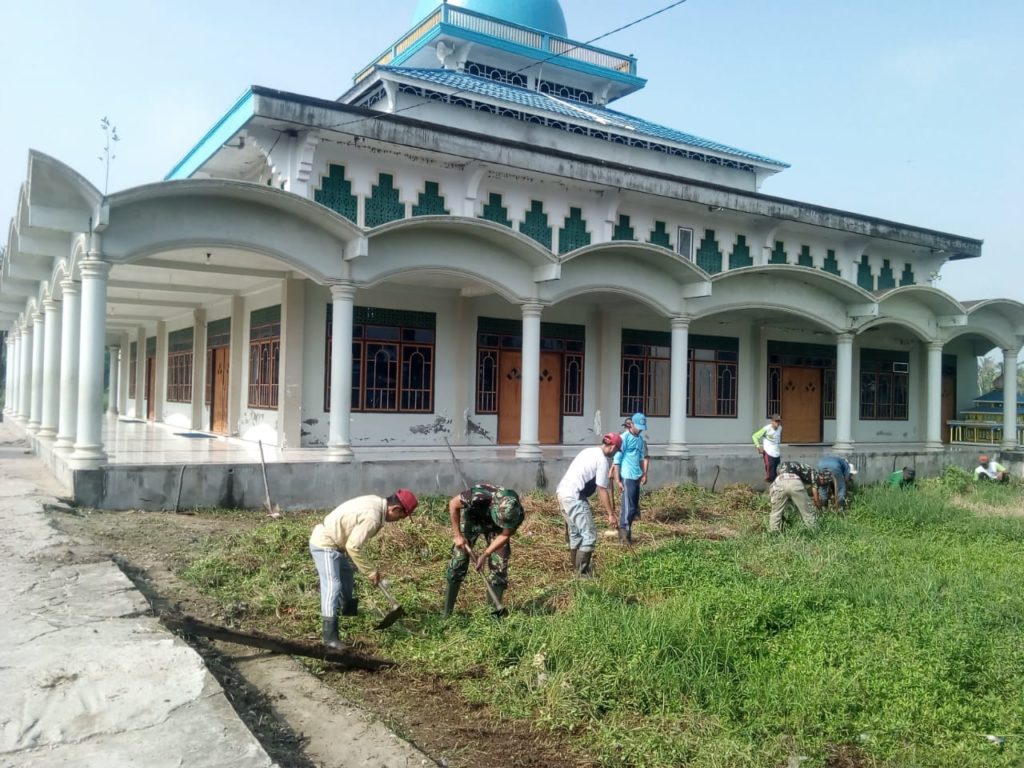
[309,489,418,649]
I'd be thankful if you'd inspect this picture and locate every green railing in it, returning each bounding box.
[354,4,637,84]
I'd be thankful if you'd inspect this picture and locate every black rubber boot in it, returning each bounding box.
[489,581,506,608]
[322,617,343,649]
[442,580,461,618]
[575,549,594,578]
[617,528,632,546]
[341,598,359,616]
[569,547,578,569]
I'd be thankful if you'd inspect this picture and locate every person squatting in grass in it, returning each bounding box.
[442,483,525,618]
[768,461,832,533]
[888,466,916,487]
[611,412,650,545]
[816,455,857,510]
[752,413,783,483]
[975,454,1010,483]
[556,432,623,577]
[308,489,418,649]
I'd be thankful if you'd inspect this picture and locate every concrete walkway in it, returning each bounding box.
[0,421,275,767]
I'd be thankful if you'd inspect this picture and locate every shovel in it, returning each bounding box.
[257,440,281,518]
[372,581,406,630]
[463,544,508,617]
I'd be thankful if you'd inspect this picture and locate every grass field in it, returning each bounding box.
[182,470,1024,767]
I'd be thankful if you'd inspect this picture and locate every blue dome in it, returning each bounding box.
[412,0,568,37]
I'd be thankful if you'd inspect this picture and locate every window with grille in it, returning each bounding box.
[686,335,738,417]
[166,328,194,403]
[859,349,909,420]
[325,306,435,413]
[248,307,280,410]
[475,317,584,416]
[621,329,670,417]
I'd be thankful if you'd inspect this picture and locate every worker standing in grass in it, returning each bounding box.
[768,461,830,533]
[442,484,525,618]
[309,489,418,649]
[612,412,649,545]
[752,413,783,483]
[556,432,623,577]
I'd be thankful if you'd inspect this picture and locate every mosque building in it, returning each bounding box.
[2,0,1021,505]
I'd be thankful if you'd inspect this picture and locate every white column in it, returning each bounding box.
[18,326,32,420]
[118,333,130,419]
[6,333,17,416]
[106,346,119,415]
[3,334,12,414]
[925,341,943,451]
[18,326,31,420]
[516,302,543,459]
[1002,346,1020,449]
[279,277,305,449]
[28,311,45,432]
[38,298,63,438]
[227,296,245,436]
[154,320,167,422]
[833,332,855,452]
[191,311,207,430]
[134,327,146,417]
[55,280,81,450]
[69,256,111,467]
[666,316,690,456]
[327,282,355,461]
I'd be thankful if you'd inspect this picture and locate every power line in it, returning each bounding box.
[318,0,691,134]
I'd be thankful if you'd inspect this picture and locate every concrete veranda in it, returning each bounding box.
[0,420,276,766]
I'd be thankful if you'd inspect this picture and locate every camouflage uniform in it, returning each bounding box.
[769,462,832,532]
[444,484,524,615]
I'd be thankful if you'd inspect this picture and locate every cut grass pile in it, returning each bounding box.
[182,476,1024,767]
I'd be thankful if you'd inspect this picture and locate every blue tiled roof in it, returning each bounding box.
[378,67,788,168]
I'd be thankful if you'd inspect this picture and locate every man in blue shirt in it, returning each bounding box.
[816,455,857,509]
[612,412,650,545]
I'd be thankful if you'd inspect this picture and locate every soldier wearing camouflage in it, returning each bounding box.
[768,462,832,533]
[443,483,525,618]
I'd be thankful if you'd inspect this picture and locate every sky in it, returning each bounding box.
[1,0,1021,307]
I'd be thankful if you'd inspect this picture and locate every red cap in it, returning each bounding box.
[602,432,623,452]
[395,488,418,515]
[979,455,989,464]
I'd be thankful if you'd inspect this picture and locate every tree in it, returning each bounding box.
[978,355,1000,394]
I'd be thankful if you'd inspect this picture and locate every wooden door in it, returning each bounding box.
[497,351,562,445]
[145,357,156,421]
[210,346,230,434]
[779,367,821,443]
[941,370,956,443]
[538,351,562,444]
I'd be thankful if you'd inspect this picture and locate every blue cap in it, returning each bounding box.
[630,412,647,431]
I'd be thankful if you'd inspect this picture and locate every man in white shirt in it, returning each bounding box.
[975,454,1010,483]
[752,414,783,482]
[556,432,622,577]
[309,489,418,649]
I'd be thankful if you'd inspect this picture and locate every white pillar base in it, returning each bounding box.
[515,443,543,459]
[326,443,354,462]
[26,421,41,434]
[831,441,855,454]
[67,445,108,468]
[665,443,690,457]
[924,441,944,452]
[53,437,75,452]
[36,427,57,440]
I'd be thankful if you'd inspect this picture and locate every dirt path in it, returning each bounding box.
[47,507,588,768]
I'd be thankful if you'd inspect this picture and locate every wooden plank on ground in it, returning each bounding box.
[159,612,393,670]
